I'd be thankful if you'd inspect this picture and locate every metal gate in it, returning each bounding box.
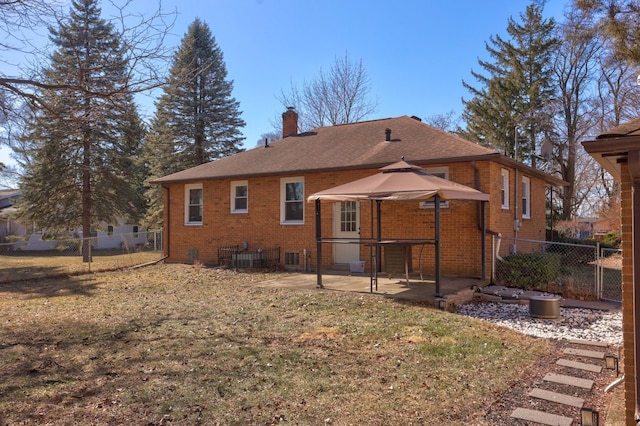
[599,248,622,302]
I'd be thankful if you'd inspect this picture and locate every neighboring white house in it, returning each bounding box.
[0,189,148,250]
[0,189,22,241]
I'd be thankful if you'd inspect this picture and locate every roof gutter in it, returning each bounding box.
[151,153,567,187]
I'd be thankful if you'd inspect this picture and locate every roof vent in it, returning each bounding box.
[411,115,422,122]
[385,128,391,141]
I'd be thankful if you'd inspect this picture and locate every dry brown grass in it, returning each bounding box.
[0,250,161,283]
[0,264,547,425]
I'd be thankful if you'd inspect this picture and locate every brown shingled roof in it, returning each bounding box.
[597,116,640,138]
[152,115,500,184]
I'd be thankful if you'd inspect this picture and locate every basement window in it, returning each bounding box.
[284,252,300,266]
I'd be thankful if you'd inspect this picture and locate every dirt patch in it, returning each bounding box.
[298,326,341,341]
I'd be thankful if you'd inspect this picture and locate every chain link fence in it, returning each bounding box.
[492,236,621,301]
[0,230,163,283]
[599,248,622,302]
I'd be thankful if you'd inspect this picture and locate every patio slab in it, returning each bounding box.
[253,271,622,312]
[255,271,483,308]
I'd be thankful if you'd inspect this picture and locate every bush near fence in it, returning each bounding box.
[496,252,561,291]
[493,236,616,301]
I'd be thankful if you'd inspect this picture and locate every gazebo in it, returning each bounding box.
[307,160,490,296]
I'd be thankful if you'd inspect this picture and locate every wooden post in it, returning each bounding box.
[315,199,323,288]
[435,194,442,297]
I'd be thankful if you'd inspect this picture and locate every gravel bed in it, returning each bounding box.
[456,302,622,346]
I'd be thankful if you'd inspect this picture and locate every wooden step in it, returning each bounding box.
[556,358,602,373]
[529,387,585,408]
[510,407,573,426]
[563,347,605,359]
[544,372,594,389]
[567,339,608,348]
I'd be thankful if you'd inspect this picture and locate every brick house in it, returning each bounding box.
[583,117,640,425]
[153,110,565,278]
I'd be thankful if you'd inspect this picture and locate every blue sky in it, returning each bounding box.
[147,0,567,148]
[1,0,569,171]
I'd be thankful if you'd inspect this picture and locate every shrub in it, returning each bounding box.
[497,252,561,290]
[601,231,621,248]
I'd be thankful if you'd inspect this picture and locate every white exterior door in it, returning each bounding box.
[333,201,360,264]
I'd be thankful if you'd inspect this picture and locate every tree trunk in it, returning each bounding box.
[82,123,92,263]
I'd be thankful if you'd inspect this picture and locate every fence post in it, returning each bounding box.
[596,242,601,300]
[88,237,92,272]
[491,234,496,283]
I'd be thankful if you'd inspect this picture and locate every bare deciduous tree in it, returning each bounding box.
[277,52,377,132]
[0,0,176,112]
[424,110,460,133]
[548,7,601,220]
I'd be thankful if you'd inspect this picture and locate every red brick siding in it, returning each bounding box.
[162,160,548,279]
[486,162,547,256]
[619,164,635,424]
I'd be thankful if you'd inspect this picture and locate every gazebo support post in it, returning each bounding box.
[376,200,382,273]
[369,200,375,293]
[481,201,487,280]
[315,199,323,288]
[435,194,442,297]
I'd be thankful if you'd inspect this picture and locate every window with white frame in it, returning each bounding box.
[501,169,509,210]
[185,183,203,225]
[281,177,304,224]
[521,176,531,219]
[419,166,450,209]
[230,180,248,213]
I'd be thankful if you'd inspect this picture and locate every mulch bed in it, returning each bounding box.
[481,338,620,425]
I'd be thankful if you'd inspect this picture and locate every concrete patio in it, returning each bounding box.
[253,270,621,312]
[254,271,485,309]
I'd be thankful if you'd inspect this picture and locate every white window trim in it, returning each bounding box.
[419,166,450,209]
[522,176,531,219]
[184,183,203,225]
[230,180,248,214]
[501,169,509,210]
[280,176,305,225]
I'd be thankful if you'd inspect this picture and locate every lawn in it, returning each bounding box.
[0,264,548,425]
[0,250,162,283]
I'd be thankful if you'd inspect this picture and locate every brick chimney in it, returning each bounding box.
[282,107,298,138]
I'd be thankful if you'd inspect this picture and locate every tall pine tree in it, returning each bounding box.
[17,0,145,261]
[144,18,245,228]
[461,2,557,167]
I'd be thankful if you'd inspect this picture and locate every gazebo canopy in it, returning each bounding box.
[307,160,490,202]
[307,160,490,295]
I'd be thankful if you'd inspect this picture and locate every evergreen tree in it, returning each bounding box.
[17,0,145,261]
[143,18,245,228]
[142,109,179,229]
[461,2,557,167]
[575,0,640,65]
